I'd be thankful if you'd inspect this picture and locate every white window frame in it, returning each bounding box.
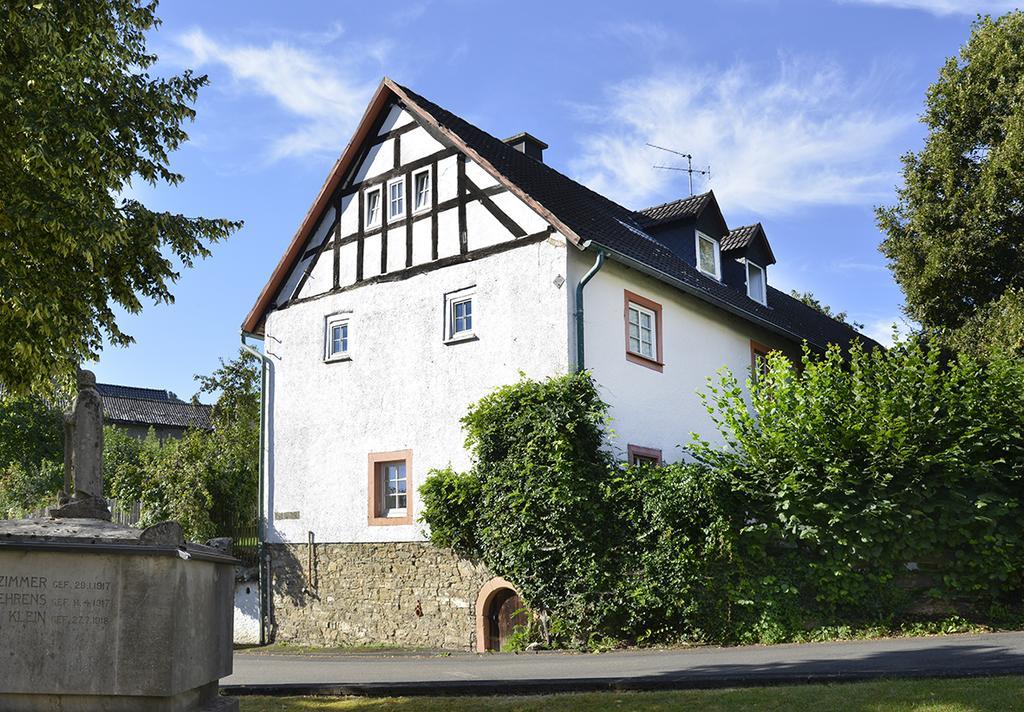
[412,167,431,214]
[696,232,721,280]
[387,177,405,222]
[746,260,767,305]
[444,287,476,343]
[627,302,658,360]
[365,187,382,229]
[380,460,408,517]
[324,314,351,362]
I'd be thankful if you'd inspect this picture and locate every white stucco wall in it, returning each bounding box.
[264,235,572,545]
[233,582,260,644]
[568,249,796,464]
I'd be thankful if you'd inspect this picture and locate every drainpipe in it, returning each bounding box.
[240,330,270,646]
[574,243,605,372]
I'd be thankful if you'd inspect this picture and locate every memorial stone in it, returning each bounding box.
[0,370,238,711]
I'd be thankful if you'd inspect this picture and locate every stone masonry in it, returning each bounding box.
[268,542,493,650]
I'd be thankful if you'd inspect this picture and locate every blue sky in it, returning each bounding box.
[90,0,1016,400]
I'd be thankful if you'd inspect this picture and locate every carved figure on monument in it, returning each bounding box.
[49,368,111,520]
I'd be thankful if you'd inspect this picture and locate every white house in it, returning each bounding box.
[241,78,873,652]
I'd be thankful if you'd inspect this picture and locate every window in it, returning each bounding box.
[747,261,766,305]
[365,187,381,228]
[750,340,772,382]
[368,450,413,525]
[696,232,721,279]
[628,444,662,467]
[388,177,405,221]
[324,315,350,361]
[413,168,431,213]
[623,290,663,372]
[628,304,656,358]
[444,287,476,343]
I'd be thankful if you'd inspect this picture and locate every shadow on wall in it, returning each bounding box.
[265,543,315,643]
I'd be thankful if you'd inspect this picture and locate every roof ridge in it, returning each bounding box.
[637,191,712,215]
[393,81,648,225]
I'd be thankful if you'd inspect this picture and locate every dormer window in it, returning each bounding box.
[747,261,766,305]
[696,232,721,279]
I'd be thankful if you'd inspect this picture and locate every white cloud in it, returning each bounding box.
[177,29,378,161]
[570,59,916,214]
[837,0,1018,16]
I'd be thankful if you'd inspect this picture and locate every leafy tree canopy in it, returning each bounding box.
[877,11,1024,356]
[788,290,864,330]
[0,0,241,394]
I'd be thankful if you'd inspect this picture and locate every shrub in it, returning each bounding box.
[421,342,1024,647]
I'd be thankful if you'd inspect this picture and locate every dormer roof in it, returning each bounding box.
[637,190,730,237]
[723,223,777,265]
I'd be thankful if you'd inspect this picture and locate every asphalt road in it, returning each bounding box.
[223,631,1024,696]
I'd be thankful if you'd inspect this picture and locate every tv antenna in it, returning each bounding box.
[647,143,711,196]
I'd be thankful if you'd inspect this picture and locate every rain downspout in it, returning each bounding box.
[574,244,605,372]
[240,330,270,646]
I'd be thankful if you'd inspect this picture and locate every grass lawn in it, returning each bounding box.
[237,675,1024,711]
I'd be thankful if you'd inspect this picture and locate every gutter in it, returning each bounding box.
[240,330,271,646]
[573,244,605,372]
[584,241,819,351]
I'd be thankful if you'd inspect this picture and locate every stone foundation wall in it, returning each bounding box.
[267,542,492,650]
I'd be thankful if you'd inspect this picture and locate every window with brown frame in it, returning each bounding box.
[367,449,413,525]
[750,340,772,382]
[627,444,663,467]
[624,290,664,372]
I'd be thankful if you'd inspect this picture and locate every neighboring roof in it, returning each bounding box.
[244,78,877,352]
[637,192,712,227]
[97,383,213,431]
[96,384,178,401]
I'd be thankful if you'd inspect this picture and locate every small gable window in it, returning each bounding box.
[413,168,431,212]
[325,315,350,361]
[365,188,381,228]
[696,232,721,279]
[388,177,405,221]
[747,261,766,305]
[444,286,476,343]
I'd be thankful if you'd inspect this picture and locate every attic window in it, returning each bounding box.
[413,168,431,212]
[696,233,721,279]
[365,188,381,228]
[747,261,766,305]
[387,177,405,221]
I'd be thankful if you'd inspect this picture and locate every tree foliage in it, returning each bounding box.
[877,11,1024,356]
[0,388,66,517]
[788,290,864,330]
[0,0,241,394]
[103,349,260,540]
[421,349,1024,648]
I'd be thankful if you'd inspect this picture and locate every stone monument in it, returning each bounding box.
[0,369,238,711]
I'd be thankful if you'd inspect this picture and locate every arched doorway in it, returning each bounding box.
[475,577,527,652]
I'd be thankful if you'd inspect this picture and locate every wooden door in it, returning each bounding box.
[486,588,527,651]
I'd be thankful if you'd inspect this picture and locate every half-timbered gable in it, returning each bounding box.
[267,98,554,315]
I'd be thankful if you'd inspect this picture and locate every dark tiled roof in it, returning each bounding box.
[637,192,712,227]
[397,83,877,352]
[97,383,213,431]
[722,224,759,252]
[96,383,178,401]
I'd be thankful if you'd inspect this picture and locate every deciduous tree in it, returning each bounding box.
[0,0,241,393]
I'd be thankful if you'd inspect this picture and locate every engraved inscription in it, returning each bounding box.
[0,574,113,627]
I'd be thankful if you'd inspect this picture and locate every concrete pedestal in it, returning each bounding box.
[0,518,238,711]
